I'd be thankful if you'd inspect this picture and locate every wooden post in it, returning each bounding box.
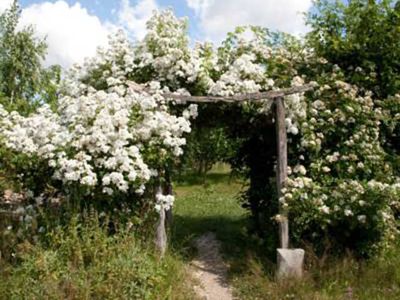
[155,185,167,256]
[275,96,305,279]
[275,96,289,249]
[164,168,173,227]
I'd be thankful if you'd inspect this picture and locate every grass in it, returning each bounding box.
[173,167,245,246]
[0,218,196,300]
[172,167,400,300]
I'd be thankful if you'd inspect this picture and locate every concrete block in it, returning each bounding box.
[277,248,305,279]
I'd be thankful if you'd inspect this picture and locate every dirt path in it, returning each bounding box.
[190,232,233,300]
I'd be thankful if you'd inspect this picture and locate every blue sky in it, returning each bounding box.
[19,0,195,21]
[19,0,197,27]
[16,0,215,42]
[0,0,315,68]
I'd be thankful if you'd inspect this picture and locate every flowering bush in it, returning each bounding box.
[0,9,398,256]
[281,61,400,255]
[0,19,198,216]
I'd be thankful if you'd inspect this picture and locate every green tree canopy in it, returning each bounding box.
[0,0,60,114]
[307,0,400,98]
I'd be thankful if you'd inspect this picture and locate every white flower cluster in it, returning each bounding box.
[135,10,200,86]
[155,193,175,211]
[0,105,69,157]
[207,29,275,97]
[0,23,198,197]
[284,76,307,135]
[0,88,195,195]
[209,53,268,96]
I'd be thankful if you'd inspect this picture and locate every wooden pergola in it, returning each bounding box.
[129,81,317,277]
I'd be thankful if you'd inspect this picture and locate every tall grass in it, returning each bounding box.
[0,217,196,300]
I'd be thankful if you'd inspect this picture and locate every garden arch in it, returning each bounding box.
[129,82,317,277]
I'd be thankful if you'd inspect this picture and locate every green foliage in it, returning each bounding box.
[307,0,400,155]
[0,0,60,114]
[181,124,239,176]
[272,0,400,256]
[0,216,195,300]
[307,0,400,98]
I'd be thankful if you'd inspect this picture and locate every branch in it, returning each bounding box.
[128,81,318,103]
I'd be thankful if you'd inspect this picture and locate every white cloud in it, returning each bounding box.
[187,0,312,42]
[2,0,311,68]
[0,0,13,13]
[117,0,159,41]
[186,0,211,18]
[19,1,112,68]
[1,0,159,68]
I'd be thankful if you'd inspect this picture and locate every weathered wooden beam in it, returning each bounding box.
[128,81,317,103]
[275,96,289,249]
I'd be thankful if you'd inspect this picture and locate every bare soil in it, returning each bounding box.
[190,232,233,300]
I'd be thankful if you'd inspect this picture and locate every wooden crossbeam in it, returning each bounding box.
[128,81,317,103]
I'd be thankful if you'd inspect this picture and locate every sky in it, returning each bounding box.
[0,0,314,69]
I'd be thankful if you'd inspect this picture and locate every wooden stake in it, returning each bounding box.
[275,97,289,249]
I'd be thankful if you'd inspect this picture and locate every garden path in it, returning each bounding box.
[190,232,233,300]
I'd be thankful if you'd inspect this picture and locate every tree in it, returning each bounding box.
[0,0,59,114]
[307,0,400,98]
